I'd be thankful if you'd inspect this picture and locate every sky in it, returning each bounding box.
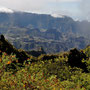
[0,0,90,21]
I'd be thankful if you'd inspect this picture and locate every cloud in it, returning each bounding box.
[0,0,81,11]
[49,0,81,2]
[79,0,90,20]
[0,0,46,12]
[0,0,83,20]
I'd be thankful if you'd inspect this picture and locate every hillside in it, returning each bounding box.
[0,12,90,53]
[0,35,90,89]
[0,12,90,38]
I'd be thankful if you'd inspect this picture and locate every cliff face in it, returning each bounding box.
[0,12,90,38]
[0,12,90,53]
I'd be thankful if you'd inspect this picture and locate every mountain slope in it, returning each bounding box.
[0,36,90,89]
[0,11,89,37]
[0,35,29,63]
[0,11,90,53]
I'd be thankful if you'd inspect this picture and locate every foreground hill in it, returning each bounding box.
[0,12,90,53]
[0,35,90,89]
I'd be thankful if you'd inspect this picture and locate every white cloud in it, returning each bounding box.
[79,0,90,20]
[0,7,14,13]
[0,0,82,20]
[0,0,81,12]
[0,0,46,12]
[49,0,81,2]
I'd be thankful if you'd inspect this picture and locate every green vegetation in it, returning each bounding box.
[0,44,90,89]
[0,12,90,90]
[0,35,90,89]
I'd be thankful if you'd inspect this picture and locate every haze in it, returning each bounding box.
[0,0,90,21]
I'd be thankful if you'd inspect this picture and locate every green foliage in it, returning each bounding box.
[86,58,90,72]
[0,47,90,90]
[83,45,90,57]
[83,46,90,72]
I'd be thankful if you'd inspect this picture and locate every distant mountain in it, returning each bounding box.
[0,11,90,53]
[0,11,73,30]
[0,11,90,37]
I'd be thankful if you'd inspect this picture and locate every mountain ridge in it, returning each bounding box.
[0,11,90,53]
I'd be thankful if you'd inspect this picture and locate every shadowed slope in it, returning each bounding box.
[0,35,29,63]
